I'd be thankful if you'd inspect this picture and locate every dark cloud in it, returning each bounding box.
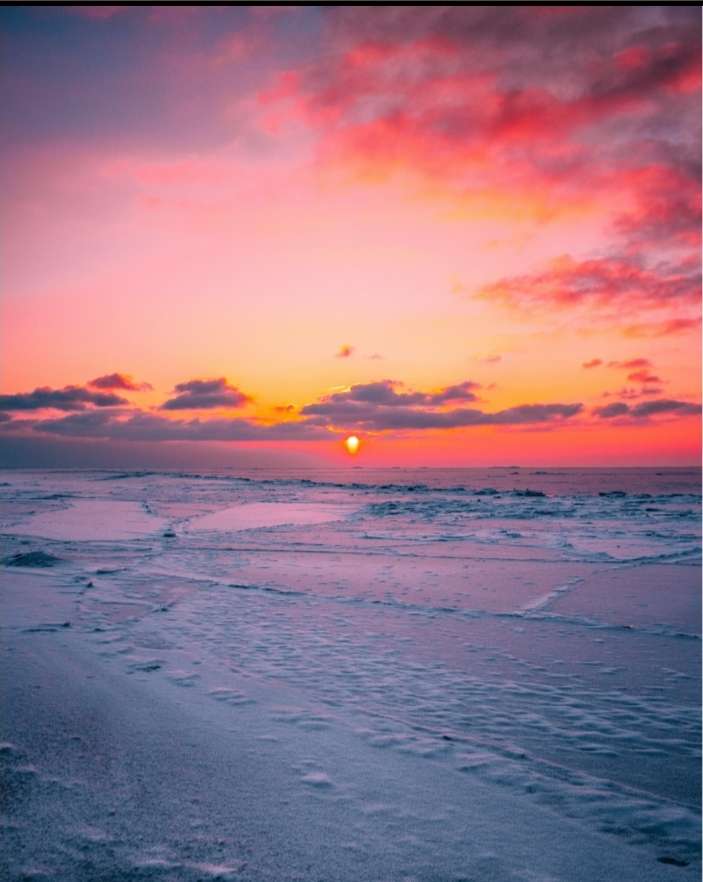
[88,373,153,391]
[341,381,429,406]
[0,386,128,412]
[631,399,700,418]
[488,403,583,425]
[327,6,699,75]
[308,380,480,411]
[31,410,329,442]
[594,398,700,419]
[302,380,581,430]
[587,37,701,116]
[582,358,602,369]
[323,5,700,126]
[271,5,699,195]
[432,381,482,403]
[161,378,251,410]
[305,402,573,430]
[16,402,577,439]
[5,381,696,442]
[593,402,630,419]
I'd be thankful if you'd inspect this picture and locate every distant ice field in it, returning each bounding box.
[0,467,700,880]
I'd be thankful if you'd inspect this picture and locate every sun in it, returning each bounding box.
[344,435,360,455]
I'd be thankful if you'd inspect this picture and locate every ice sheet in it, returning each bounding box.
[547,563,701,633]
[0,466,700,880]
[186,501,353,532]
[1,498,167,541]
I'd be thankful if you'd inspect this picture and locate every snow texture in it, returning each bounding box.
[0,467,700,880]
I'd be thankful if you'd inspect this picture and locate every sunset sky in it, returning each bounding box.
[1,5,700,467]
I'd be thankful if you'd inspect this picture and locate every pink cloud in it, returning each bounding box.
[477,254,699,312]
[627,370,662,384]
[622,317,701,338]
[609,358,651,369]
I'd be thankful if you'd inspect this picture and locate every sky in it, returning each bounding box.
[1,5,700,468]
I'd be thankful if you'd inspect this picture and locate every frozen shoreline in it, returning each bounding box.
[2,572,697,882]
[1,468,700,879]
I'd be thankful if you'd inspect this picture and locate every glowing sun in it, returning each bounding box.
[344,435,360,455]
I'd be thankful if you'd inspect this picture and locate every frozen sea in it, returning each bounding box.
[0,467,700,881]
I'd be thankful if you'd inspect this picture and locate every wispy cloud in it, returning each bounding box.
[622,318,701,338]
[477,254,699,314]
[608,358,651,369]
[627,370,661,384]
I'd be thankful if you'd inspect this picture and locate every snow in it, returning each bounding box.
[187,501,352,532]
[0,467,700,880]
[1,498,167,541]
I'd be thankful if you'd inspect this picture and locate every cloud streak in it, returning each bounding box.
[29,410,330,442]
[477,254,700,313]
[594,399,699,419]
[0,385,128,412]
[301,380,581,430]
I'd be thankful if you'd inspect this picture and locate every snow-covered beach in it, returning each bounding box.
[1,467,700,880]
